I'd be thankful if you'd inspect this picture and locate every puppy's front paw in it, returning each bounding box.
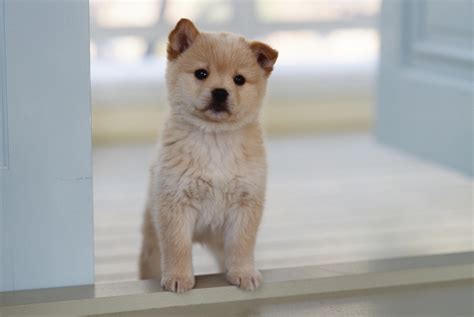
[226,269,262,291]
[161,274,195,293]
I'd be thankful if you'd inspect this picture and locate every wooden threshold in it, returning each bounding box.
[1,252,473,316]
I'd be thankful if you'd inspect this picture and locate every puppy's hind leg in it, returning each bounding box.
[139,207,161,280]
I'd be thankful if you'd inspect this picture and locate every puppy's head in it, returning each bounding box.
[166,19,278,131]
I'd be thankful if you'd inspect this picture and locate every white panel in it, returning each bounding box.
[0,0,7,169]
[402,0,473,81]
[424,0,472,47]
[1,0,94,291]
[0,0,7,292]
[377,0,473,176]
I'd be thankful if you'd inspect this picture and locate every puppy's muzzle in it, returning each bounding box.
[209,88,229,113]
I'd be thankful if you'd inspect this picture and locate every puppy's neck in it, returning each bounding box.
[168,111,261,137]
[160,112,265,166]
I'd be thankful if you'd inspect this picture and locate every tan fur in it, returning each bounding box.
[139,19,278,293]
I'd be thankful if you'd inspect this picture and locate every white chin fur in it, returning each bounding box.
[172,108,259,133]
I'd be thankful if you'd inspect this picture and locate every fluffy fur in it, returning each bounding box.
[139,18,278,293]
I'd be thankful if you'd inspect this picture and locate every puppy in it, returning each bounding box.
[139,18,278,293]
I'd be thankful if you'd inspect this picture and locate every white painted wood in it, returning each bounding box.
[0,0,6,292]
[0,0,7,169]
[377,0,473,175]
[92,281,474,317]
[0,0,94,291]
[0,253,472,316]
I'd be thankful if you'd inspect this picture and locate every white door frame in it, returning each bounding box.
[376,0,473,176]
[0,0,94,291]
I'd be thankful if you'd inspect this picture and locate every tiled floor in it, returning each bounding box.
[93,134,473,283]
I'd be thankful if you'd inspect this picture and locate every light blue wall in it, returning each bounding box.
[377,0,473,176]
[0,0,94,291]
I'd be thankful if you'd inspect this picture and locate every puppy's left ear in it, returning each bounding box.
[167,18,200,60]
[250,41,278,76]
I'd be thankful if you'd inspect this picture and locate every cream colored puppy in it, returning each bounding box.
[139,19,278,293]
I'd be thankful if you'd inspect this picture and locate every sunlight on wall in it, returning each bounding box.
[90,0,380,63]
[101,37,148,62]
[91,0,160,27]
[257,0,379,22]
[165,0,232,23]
[266,29,378,66]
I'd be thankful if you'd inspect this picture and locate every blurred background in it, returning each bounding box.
[91,0,472,284]
[90,0,379,143]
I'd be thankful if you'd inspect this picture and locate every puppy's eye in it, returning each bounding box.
[233,75,246,86]
[194,69,208,80]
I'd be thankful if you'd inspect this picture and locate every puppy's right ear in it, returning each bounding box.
[249,41,278,76]
[167,19,200,61]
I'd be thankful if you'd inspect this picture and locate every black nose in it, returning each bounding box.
[212,88,229,103]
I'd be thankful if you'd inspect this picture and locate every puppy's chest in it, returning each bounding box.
[184,144,246,200]
[159,131,264,207]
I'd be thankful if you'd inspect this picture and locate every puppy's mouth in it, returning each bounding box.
[200,102,231,115]
[195,101,233,122]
